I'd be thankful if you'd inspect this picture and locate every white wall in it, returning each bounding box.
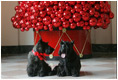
[1,1,34,46]
[1,1,117,46]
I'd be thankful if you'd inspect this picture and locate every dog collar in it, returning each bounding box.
[32,50,46,60]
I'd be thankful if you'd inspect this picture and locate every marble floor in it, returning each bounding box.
[1,53,117,79]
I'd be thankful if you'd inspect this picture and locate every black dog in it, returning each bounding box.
[27,38,54,77]
[50,40,81,77]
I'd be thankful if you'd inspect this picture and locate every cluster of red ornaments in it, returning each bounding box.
[11,1,114,32]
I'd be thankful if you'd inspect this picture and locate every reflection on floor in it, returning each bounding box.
[1,53,117,79]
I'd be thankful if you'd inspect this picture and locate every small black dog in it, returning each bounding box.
[27,38,54,77]
[50,40,81,77]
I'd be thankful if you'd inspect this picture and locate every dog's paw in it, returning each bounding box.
[48,72,53,76]
[38,73,45,77]
[57,73,66,77]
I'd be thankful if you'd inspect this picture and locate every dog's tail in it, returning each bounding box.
[49,66,58,76]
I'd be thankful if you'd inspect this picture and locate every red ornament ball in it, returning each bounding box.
[63,11,71,19]
[52,17,61,27]
[89,18,97,26]
[36,22,43,29]
[63,21,69,28]
[74,4,82,12]
[70,23,76,29]
[44,26,48,30]
[43,16,51,25]
[73,13,81,22]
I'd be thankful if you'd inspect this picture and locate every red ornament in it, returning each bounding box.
[94,11,100,18]
[73,13,81,22]
[51,14,55,18]
[21,24,26,28]
[43,16,51,25]
[53,1,58,5]
[100,13,106,20]
[16,25,21,29]
[89,18,97,26]
[59,9,63,13]
[19,19,25,25]
[97,18,104,27]
[80,11,85,15]
[34,12,39,17]
[11,16,16,22]
[82,13,90,21]
[37,17,42,22]
[80,21,85,27]
[52,17,61,27]
[32,24,36,28]
[53,5,58,11]
[61,17,66,22]
[89,8,95,15]
[77,1,81,4]
[70,23,76,29]
[49,27,53,31]
[15,6,20,11]
[68,1,76,5]
[38,4,45,10]
[86,26,90,30]
[35,27,39,31]
[39,11,46,18]
[27,25,32,28]
[21,28,24,32]
[46,7,53,15]
[32,19,37,24]
[58,1,66,10]
[83,26,87,30]
[95,4,100,10]
[44,26,48,30]
[26,21,31,26]
[81,1,86,5]
[63,11,71,19]
[109,12,114,19]
[85,22,89,26]
[83,4,90,11]
[74,4,82,12]
[25,27,29,31]
[69,18,74,23]
[63,21,69,28]
[36,22,43,29]
[59,26,63,30]
[104,5,110,13]
[57,13,63,18]
[66,5,72,11]
[48,24,53,28]
[88,1,95,5]
[30,15,35,20]
[105,18,110,25]
[44,1,50,7]
[71,9,75,13]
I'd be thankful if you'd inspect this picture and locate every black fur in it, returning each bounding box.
[50,40,81,77]
[27,38,54,77]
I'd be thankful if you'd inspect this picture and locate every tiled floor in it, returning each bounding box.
[1,53,117,79]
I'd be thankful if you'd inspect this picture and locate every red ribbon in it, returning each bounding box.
[32,50,47,60]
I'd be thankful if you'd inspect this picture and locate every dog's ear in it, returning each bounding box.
[39,37,42,41]
[60,40,64,44]
[71,40,74,45]
[37,37,42,44]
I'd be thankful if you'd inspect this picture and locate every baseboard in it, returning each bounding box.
[1,44,116,55]
[92,44,117,52]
